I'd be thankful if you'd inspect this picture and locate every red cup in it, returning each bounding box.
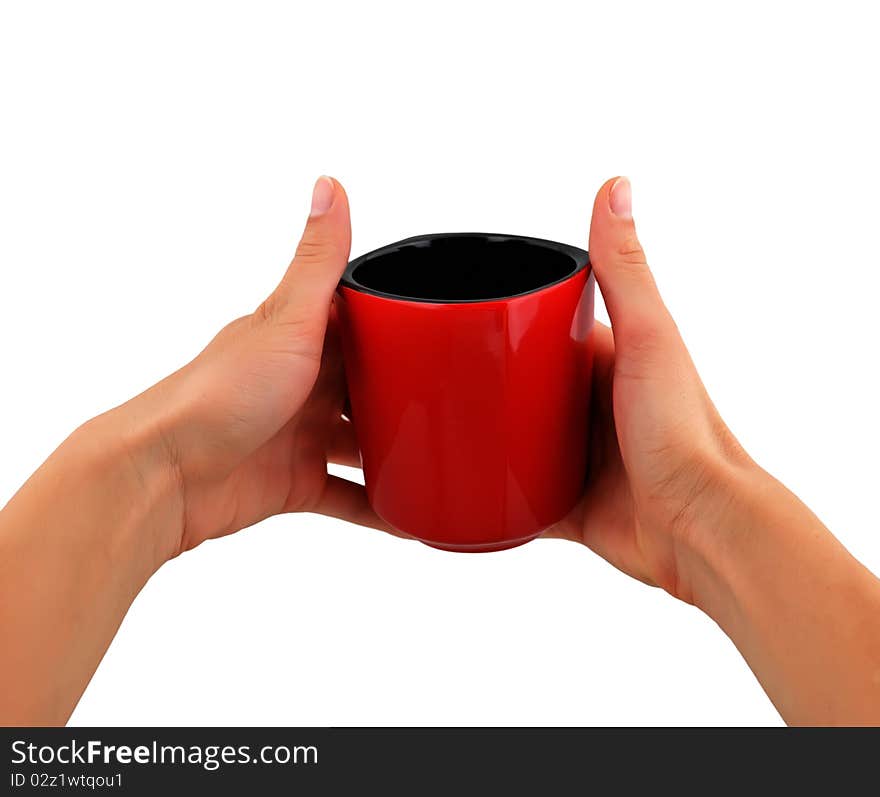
[336,233,594,552]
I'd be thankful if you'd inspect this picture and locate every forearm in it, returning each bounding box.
[686,464,880,725]
[0,406,180,725]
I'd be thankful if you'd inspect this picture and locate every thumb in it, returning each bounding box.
[260,176,351,337]
[588,177,677,353]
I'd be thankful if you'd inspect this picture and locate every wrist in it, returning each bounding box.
[671,459,768,615]
[0,396,185,724]
[673,456,880,725]
[659,437,790,608]
[674,456,829,631]
[72,396,185,576]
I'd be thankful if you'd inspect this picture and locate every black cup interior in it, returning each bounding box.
[342,233,588,303]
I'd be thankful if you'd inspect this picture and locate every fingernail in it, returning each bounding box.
[310,175,335,217]
[609,177,632,219]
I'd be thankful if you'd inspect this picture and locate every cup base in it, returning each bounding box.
[419,532,542,554]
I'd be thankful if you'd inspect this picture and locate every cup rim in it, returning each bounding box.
[339,232,590,304]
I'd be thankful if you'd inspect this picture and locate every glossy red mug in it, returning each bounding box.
[336,233,594,552]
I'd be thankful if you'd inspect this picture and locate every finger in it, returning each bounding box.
[307,307,346,409]
[327,416,361,467]
[589,178,678,353]
[593,320,614,374]
[311,475,411,539]
[591,321,615,417]
[258,176,352,353]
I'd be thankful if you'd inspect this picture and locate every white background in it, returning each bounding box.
[1,1,878,726]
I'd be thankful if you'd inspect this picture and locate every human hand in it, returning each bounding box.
[545,178,752,601]
[0,177,400,724]
[99,176,390,565]
[544,179,880,725]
